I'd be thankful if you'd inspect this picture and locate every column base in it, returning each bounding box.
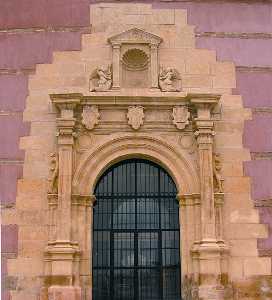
[48,285,82,300]
[198,284,225,300]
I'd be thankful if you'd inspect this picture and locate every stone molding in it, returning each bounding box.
[44,90,229,299]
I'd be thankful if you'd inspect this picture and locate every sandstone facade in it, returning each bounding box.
[1,2,272,300]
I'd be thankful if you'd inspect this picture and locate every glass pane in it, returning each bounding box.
[112,198,135,229]
[138,232,158,267]
[93,231,110,267]
[137,198,159,229]
[114,269,135,300]
[114,233,135,267]
[138,269,160,300]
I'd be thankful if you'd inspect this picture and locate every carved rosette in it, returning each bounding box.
[172,106,190,130]
[81,105,100,130]
[127,106,144,130]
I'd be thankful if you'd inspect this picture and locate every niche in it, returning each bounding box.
[121,47,149,88]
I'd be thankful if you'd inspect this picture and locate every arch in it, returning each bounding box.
[72,133,199,195]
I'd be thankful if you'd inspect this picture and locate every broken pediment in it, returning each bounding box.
[108,28,162,46]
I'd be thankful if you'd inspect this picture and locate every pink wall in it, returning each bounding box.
[1,1,271,298]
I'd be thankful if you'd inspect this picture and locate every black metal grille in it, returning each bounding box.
[93,159,181,300]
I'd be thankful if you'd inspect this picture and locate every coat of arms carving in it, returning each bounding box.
[82,105,100,130]
[127,106,144,130]
[172,106,190,130]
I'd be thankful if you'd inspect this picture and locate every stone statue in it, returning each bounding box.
[213,153,224,193]
[159,66,181,92]
[90,65,112,91]
[49,152,59,193]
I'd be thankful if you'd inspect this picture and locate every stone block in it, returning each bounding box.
[216,132,243,148]
[226,224,268,240]
[8,258,43,276]
[18,239,46,258]
[220,94,243,108]
[229,258,244,279]
[151,9,175,25]
[244,258,271,276]
[224,177,251,194]
[230,239,258,257]
[48,286,81,300]
[124,14,148,25]
[1,225,18,255]
[174,9,187,26]
[23,161,49,179]
[229,208,260,224]
[221,162,244,177]
[211,61,236,89]
[185,49,215,75]
[182,75,212,88]
[20,136,54,150]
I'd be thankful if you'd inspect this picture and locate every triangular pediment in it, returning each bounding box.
[108,28,162,45]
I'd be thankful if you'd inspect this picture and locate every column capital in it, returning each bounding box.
[71,194,96,207]
[176,193,200,206]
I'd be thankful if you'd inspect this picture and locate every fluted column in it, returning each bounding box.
[112,43,121,89]
[191,97,227,300]
[150,43,159,89]
[44,97,81,300]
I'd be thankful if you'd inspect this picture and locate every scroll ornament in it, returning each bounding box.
[213,153,224,193]
[90,65,112,92]
[159,66,181,92]
[127,106,144,130]
[172,106,190,130]
[48,152,59,193]
[82,105,100,130]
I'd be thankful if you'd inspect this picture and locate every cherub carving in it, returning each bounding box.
[159,66,181,92]
[48,153,59,193]
[213,153,224,193]
[90,65,112,92]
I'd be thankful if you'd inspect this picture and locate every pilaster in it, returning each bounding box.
[190,97,229,300]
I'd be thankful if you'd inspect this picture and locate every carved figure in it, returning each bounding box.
[213,153,224,193]
[82,105,100,130]
[172,106,190,130]
[90,65,112,91]
[127,106,144,130]
[159,66,181,92]
[49,153,59,193]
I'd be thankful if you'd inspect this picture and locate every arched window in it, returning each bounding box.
[93,159,181,300]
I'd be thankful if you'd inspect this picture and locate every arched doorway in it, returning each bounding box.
[93,159,181,300]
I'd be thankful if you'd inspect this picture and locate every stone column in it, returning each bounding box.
[191,98,227,300]
[150,43,159,89]
[112,43,121,89]
[45,97,81,300]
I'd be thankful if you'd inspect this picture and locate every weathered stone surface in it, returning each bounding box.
[1,2,272,300]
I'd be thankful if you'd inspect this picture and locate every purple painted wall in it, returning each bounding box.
[1,1,271,298]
